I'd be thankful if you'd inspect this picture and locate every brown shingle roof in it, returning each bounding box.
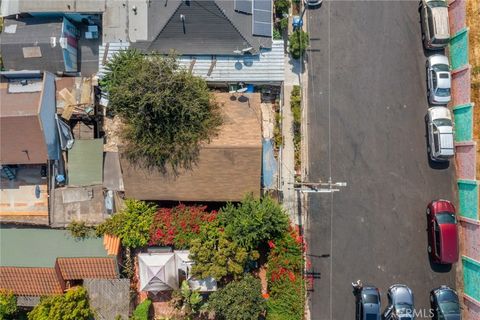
[0,267,63,296]
[120,93,262,202]
[56,257,118,280]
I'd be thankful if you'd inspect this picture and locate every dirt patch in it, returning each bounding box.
[467,0,480,178]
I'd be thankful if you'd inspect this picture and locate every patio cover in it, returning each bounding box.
[138,253,178,293]
[67,139,104,186]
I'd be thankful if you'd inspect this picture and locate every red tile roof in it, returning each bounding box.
[0,267,63,296]
[56,257,118,280]
[103,234,121,256]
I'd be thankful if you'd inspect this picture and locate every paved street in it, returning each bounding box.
[305,1,457,319]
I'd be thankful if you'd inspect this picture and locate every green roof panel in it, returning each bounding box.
[0,227,108,268]
[68,139,104,186]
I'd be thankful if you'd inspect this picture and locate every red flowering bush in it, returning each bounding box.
[149,204,217,249]
[266,227,305,320]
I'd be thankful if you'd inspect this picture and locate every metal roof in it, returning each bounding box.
[99,40,284,83]
[177,40,284,83]
[67,139,104,186]
[0,227,109,268]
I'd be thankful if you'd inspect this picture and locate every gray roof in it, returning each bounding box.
[84,279,130,320]
[0,17,66,73]
[132,0,272,55]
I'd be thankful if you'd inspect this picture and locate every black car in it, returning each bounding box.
[356,286,381,320]
[430,285,461,320]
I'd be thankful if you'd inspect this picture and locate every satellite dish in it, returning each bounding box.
[237,87,248,93]
[242,47,253,53]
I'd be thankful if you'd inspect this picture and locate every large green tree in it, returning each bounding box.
[101,49,223,171]
[208,274,266,320]
[220,194,289,250]
[96,199,156,248]
[28,287,92,320]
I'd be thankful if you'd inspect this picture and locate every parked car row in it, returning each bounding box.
[419,0,455,162]
[356,284,461,320]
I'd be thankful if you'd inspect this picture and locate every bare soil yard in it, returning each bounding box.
[467,0,480,178]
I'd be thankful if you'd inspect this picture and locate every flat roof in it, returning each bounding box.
[0,76,42,117]
[0,227,109,268]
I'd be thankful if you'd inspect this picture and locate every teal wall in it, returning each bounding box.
[453,103,473,142]
[457,180,479,221]
[463,256,480,301]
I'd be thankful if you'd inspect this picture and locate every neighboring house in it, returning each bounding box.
[0,17,79,73]
[120,92,262,202]
[0,227,121,308]
[0,71,60,224]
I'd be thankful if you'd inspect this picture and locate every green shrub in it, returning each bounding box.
[28,287,93,320]
[220,194,289,250]
[279,17,289,31]
[289,30,309,59]
[189,220,259,281]
[273,28,282,40]
[67,221,95,239]
[96,199,157,248]
[132,299,151,320]
[0,289,17,319]
[274,0,291,15]
[208,274,266,320]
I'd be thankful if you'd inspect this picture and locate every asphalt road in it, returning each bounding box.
[305,1,457,319]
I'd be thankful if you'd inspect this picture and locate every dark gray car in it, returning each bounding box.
[383,284,415,320]
[430,285,461,320]
[356,286,381,320]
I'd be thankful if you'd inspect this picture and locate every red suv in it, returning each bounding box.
[426,200,459,264]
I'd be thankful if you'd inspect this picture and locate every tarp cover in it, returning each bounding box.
[138,253,178,292]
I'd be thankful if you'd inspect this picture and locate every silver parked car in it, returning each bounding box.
[383,284,415,320]
[426,107,455,162]
[426,54,451,105]
[419,0,450,50]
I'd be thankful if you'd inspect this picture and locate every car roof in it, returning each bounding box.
[429,107,452,121]
[439,223,458,262]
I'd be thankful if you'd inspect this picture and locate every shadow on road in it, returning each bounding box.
[429,257,453,273]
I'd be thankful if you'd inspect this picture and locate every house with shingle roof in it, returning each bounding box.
[120,92,262,202]
[0,227,121,308]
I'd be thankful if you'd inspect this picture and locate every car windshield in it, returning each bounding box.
[433,64,449,72]
[429,0,447,8]
[436,212,456,224]
[440,301,460,314]
[363,294,379,304]
[433,118,452,127]
[435,87,451,97]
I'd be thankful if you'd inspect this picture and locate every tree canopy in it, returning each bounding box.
[189,220,258,281]
[28,287,92,320]
[220,194,289,250]
[0,289,17,319]
[208,274,266,320]
[96,199,157,248]
[101,49,223,172]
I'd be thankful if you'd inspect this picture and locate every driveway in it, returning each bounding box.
[305,1,457,319]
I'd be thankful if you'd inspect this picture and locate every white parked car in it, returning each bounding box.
[426,107,455,162]
[426,54,451,105]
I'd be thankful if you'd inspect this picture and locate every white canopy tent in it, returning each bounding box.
[138,253,178,293]
[138,251,217,293]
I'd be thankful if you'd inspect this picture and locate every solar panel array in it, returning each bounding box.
[234,0,253,14]
[252,0,272,37]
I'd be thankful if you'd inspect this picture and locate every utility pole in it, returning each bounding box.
[291,178,347,193]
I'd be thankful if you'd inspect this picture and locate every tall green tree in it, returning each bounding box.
[221,194,289,250]
[28,287,93,320]
[0,289,17,320]
[208,274,266,320]
[96,199,157,248]
[101,49,223,172]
